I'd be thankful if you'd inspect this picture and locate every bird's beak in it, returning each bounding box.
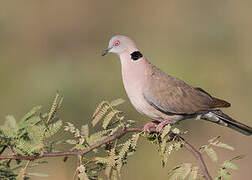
[102,47,113,56]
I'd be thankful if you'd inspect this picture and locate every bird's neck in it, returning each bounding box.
[119,51,150,94]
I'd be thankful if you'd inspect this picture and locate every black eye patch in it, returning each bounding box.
[130,51,143,61]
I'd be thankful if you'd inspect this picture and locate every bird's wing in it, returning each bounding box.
[143,67,226,115]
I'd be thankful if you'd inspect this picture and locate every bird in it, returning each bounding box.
[102,35,252,136]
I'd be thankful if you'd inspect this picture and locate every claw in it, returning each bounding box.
[156,120,171,132]
[143,121,160,133]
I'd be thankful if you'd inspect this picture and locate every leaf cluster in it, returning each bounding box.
[65,99,141,180]
[0,93,63,179]
[0,96,247,180]
[167,136,243,180]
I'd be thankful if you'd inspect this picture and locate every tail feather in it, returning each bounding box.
[201,110,252,136]
[212,97,231,108]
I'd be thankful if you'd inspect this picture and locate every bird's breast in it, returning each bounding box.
[120,59,162,120]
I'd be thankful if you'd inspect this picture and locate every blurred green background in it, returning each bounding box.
[0,0,251,179]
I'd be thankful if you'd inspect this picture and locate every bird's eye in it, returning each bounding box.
[113,40,120,47]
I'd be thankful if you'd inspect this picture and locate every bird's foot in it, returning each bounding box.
[156,120,172,132]
[143,121,160,133]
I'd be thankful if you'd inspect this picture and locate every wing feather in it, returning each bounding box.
[143,66,219,115]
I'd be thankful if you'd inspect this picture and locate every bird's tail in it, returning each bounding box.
[200,110,252,136]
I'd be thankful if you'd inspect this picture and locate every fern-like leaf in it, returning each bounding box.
[131,133,140,150]
[161,124,171,139]
[212,142,234,151]
[103,110,120,129]
[46,93,60,123]
[218,168,231,180]
[94,157,113,166]
[188,166,199,180]
[86,129,111,145]
[116,139,131,173]
[110,98,125,107]
[92,104,110,127]
[20,105,42,123]
[4,115,17,130]
[92,101,106,118]
[44,120,62,138]
[81,124,89,137]
[222,161,238,170]
[77,165,89,180]
[205,147,218,162]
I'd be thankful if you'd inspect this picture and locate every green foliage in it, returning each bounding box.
[215,155,244,180]
[164,135,243,180]
[91,99,125,129]
[200,136,234,163]
[146,124,185,168]
[77,165,89,180]
[0,93,63,179]
[168,163,201,180]
[0,159,20,179]
[0,97,247,180]
[64,99,140,179]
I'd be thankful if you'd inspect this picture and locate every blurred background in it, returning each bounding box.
[0,0,251,179]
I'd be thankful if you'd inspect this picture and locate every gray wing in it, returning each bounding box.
[143,68,216,115]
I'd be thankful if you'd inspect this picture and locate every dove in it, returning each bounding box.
[102,35,252,135]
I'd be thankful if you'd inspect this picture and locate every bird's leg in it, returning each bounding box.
[156,120,172,132]
[143,120,160,133]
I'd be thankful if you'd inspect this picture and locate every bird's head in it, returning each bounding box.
[102,35,138,56]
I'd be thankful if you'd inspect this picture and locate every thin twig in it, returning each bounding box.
[181,137,212,180]
[0,126,212,180]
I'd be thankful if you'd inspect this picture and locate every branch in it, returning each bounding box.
[0,126,212,180]
[180,137,212,180]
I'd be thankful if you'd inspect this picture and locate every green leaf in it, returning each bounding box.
[230,155,245,161]
[27,125,43,143]
[222,161,238,170]
[161,124,171,139]
[169,164,186,180]
[19,116,41,129]
[44,120,63,138]
[160,138,167,155]
[1,116,19,138]
[131,133,140,150]
[116,139,132,173]
[46,93,61,124]
[14,139,34,155]
[167,165,181,176]
[20,105,42,123]
[92,104,110,127]
[66,139,77,145]
[94,157,113,165]
[188,166,198,180]
[86,129,111,145]
[110,98,125,106]
[92,101,106,118]
[174,142,183,151]
[218,168,231,180]
[181,163,192,179]
[162,148,171,167]
[102,110,119,129]
[4,115,17,130]
[109,126,120,136]
[172,128,180,134]
[81,124,89,137]
[205,147,218,162]
[10,164,23,171]
[208,136,221,143]
[77,165,89,180]
[213,142,234,151]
